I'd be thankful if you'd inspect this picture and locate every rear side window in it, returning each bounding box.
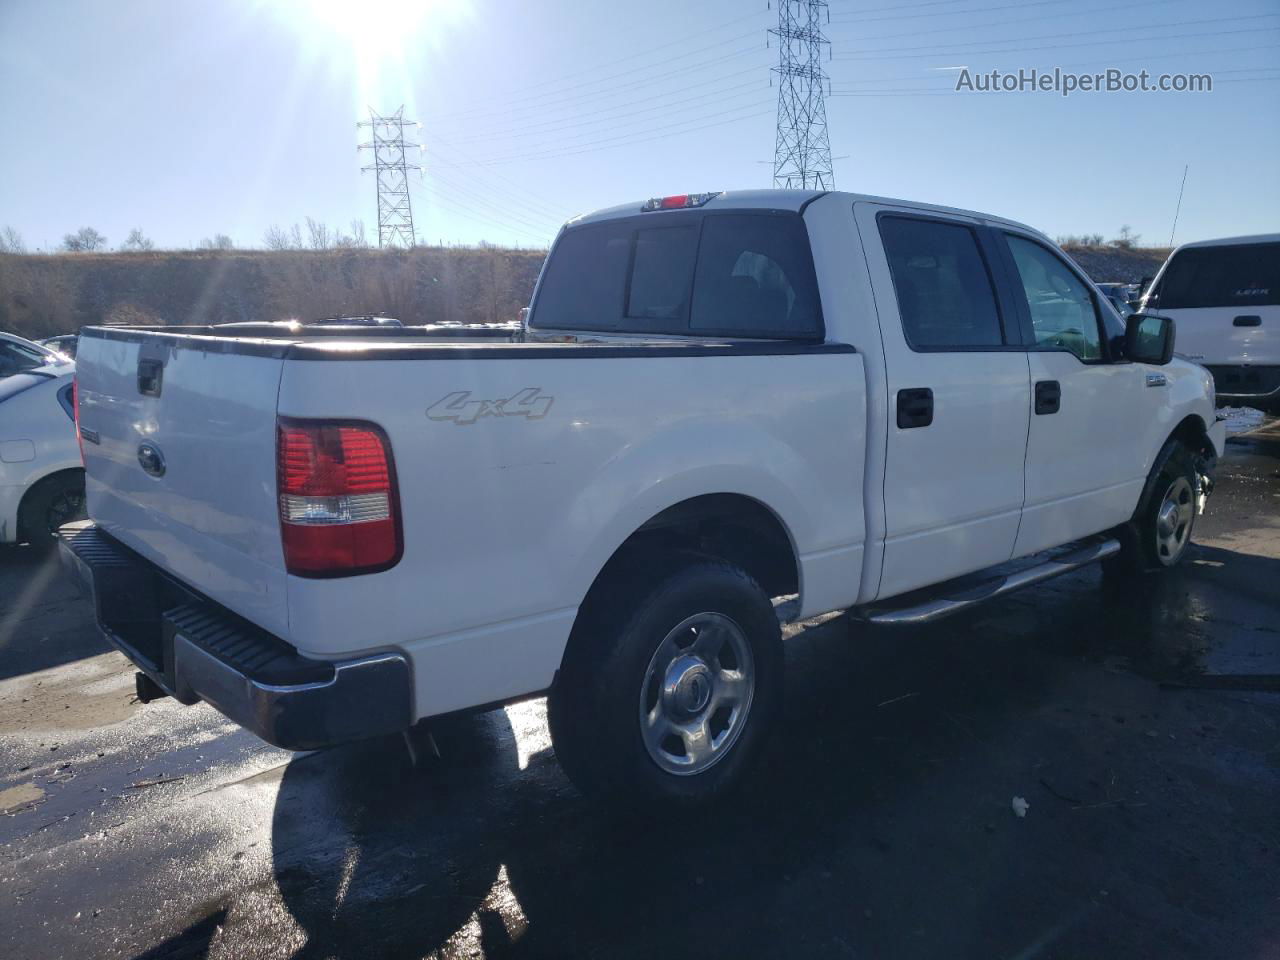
[691,214,822,337]
[532,212,823,339]
[1154,242,1280,309]
[878,216,1004,349]
[532,221,633,332]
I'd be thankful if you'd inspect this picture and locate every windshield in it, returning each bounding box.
[0,335,63,378]
[1153,241,1280,309]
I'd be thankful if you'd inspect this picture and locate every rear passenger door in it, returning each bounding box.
[857,205,1032,600]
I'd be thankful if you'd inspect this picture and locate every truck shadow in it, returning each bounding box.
[0,544,104,681]
[267,543,1280,959]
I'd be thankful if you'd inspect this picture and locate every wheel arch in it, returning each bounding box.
[563,492,800,667]
[1167,412,1214,460]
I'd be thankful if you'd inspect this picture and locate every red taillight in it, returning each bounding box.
[73,377,85,465]
[276,418,401,576]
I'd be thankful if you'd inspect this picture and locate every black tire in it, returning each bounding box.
[1103,439,1198,579]
[548,553,782,809]
[17,470,86,547]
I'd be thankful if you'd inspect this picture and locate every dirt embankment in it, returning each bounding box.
[0,243,1172,340]
[0,247,546,339]
[1064,245,1171,284]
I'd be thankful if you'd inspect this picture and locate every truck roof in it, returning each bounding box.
[568,188,1044,239]
[1170,232,1280,252]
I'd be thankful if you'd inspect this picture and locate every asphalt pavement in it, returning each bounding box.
[2,423,1278,959]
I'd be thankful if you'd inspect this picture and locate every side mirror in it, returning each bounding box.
[1125,313,1175,365]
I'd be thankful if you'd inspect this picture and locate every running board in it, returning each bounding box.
[857,538,1121,627]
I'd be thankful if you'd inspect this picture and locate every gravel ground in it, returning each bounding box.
[1,419,1278,960]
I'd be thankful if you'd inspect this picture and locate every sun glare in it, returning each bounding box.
[274,0,473,108]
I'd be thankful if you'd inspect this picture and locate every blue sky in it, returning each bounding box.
[1,0,1277,251]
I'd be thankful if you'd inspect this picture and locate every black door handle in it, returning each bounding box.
[1234,315,1261,327]
[896,387,933,428]
[1034,379,1060,415]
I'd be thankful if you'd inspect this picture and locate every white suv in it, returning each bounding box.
[1143,234,1280,406]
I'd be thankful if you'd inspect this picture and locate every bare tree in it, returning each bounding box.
[1056,233,1106,248]
[290,223,304,250]
[199,233,234,251]
[1111,225,1141,249]
[350,219,368,249]
[263,224,293,251]
[62,226,107,252]
[121,227,154,252]
[0,225,25,254]
[306,217,331,251]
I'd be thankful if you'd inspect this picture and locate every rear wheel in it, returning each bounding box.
[548,555,782,809]
[17,470,86,547]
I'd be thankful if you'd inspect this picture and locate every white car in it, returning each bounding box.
[1142,233,1280,406]
[0,332,85,545]
[64,190,1222,807]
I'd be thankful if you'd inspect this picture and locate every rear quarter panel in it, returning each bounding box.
[278,350,867,715]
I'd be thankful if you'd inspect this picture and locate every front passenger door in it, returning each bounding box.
[998,232,1152,557]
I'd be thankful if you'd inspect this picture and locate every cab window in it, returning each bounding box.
[532,212,823,339]
[1153,242,1280,309]
[1005,235,1104,361]
[878,216,1006,350]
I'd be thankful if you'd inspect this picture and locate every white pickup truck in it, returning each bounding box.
[63,189,1224,807]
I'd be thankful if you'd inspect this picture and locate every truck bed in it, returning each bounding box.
[74,324,867,717]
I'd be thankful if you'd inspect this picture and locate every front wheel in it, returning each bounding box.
[548,555,782,809]
[1104,439,1198,580]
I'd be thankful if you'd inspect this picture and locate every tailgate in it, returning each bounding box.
[1168,305,1280,367]
[76,330,290,637]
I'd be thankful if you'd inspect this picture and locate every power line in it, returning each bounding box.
[831,51,1280,91]
[424,168,561,238]
[772,1,835,190]
[835,12,1280,57]
[475,9,765,100]
[421,35,764,124]
[426,135,571,221]
[357,107,422,249]
[472,103,774,167]
[441,65,765,142]
[831,0,1184,44]
[445,80,766,149]
[836,23,1280,61]
[831,0,1082,25]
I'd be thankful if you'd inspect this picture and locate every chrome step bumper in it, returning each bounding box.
[58,520,412,751]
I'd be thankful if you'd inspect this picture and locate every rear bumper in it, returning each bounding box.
[58,520,412,750]
[1206,364,1280,401]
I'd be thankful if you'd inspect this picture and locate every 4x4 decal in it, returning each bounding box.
[426,387,554,426]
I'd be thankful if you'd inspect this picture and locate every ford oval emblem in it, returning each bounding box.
[137,441,166,478]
